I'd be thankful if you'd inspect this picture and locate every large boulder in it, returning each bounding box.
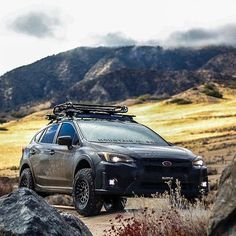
[208,156,236,236]
[0,188,92,236]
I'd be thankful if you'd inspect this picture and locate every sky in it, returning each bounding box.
[1,0,236,76]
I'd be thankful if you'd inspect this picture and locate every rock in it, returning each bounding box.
[0,188,92,236]
[45,194,74,206]
[60,213,92,236]
[208,156,236,236]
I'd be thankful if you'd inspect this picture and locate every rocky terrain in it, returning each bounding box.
[0,45,236,115]
[0,188,92,236]
[208,155,236,236]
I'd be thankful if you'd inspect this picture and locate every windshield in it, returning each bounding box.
[77,120,168,146]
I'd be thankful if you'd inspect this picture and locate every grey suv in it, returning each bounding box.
[19,103,208,216]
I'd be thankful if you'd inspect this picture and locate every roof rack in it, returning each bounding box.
[46,102,133,123]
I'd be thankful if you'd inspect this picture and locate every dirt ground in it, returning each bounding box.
[56,206,126,236]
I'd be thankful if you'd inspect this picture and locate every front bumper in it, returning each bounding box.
[95,160,208,197]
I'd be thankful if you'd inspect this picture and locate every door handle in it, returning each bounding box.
[30,149,36,155]
[49,149,55,155]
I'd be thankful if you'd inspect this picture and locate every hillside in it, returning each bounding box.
[0,46,236,115]
[0,87,235,178]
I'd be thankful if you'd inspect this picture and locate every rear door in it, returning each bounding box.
[30,123,60,187]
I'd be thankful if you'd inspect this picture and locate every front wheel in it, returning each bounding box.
[19,168,34,190]
[73,168,103,216]
[104,197,127,213]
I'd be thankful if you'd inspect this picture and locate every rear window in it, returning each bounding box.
[34,129,45,143]
[40,124,59,144]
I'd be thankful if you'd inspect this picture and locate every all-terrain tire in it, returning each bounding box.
[19,168,34,190]
[73,168,103,216]
[104,197,127,213]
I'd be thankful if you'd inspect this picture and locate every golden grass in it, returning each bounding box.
[0,111,48,172]
[0,88,235,176]
[129,89,236,143]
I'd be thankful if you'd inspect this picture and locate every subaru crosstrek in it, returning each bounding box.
[19,103,208,216]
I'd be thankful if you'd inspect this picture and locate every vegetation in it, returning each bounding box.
[0,127,8,131]
[11,111,27,119]
[202,84,223,98]
[0,179,14,197]
[169,98,192,105]
[0,87,235,177]
[137,94,152,102]
[0,118,7,124]
[104,182,210,236]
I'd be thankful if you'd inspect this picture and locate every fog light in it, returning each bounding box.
[201,182,207,187]
[109,178,117,186]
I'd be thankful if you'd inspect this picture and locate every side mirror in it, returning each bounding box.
[57,136,72,149]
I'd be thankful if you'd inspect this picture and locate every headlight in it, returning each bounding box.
[98,152,134,163]
[192,156,204,166]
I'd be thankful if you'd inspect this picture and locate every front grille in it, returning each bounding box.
[144,166,189,174]
[140,158,192,175]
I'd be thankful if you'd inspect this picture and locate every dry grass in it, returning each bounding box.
[0,87,235,177]
[0,110,48,176]
[0,177,17,197]
[104,182,211,236]
[129,87,236,143]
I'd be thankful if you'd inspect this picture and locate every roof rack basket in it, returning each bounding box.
[46,102,130,123]
[53,102,128,115]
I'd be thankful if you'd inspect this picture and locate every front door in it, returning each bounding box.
[52,122,80,188]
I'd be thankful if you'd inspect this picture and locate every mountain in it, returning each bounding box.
[0,45,236,113]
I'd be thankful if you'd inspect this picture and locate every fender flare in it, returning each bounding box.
[73,155,95,177]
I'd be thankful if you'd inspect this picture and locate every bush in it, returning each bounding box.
[207,167,218,175]
[202,84,223,98]
[9,166,19,171]
[104,180,210,236]
[137,94,152,102]
[0,179,14,197]
[11,111,26,119]
[0,127,8,131]
[169,98,192,105]
[0,118,7,124]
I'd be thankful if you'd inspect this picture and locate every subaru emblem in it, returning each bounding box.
[162,161,172,167]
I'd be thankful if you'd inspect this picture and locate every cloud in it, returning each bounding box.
[93,32,136,47]
[165,24,236,47]
[91,24,236,48]
[8,11,62,38]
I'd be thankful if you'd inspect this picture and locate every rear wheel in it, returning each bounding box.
[19,168,34,190]
[104,197,127,213]
[73,168,103,216]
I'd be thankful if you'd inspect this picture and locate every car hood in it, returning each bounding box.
[90,142,196,161]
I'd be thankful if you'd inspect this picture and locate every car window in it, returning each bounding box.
[40,124,59,144]
[34,129,45,143]
[57,123,79,145]
[78,120,168,146]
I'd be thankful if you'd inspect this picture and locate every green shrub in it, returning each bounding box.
[11,111,26,119]
[137,94,152,102]
[9,166,19,171]
[0,118,7,124]
[169,98,192,105]
[202,84,223,98]
[0,127,8,131]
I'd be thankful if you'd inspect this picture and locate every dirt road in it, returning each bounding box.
[55,205,132,236]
